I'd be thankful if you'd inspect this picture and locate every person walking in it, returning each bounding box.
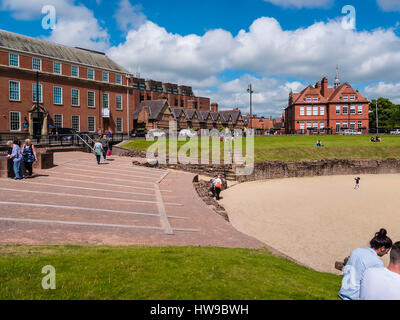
[360,241,400,300]
[212,175,223,201]
[354,177,361,190]
[93,138,103,165]
[7,140,24,180]
[21,139,37,178]
[100,135,110,161]
[338,228,393,300]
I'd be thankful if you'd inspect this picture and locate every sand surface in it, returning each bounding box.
[220,174,400,274]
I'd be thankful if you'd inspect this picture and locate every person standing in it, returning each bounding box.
[21,139,37,178]
[100,135,110,161]
[360,241,400,300]
[354,177,361,190]
[93,139,103,165]
[7,140,24,180]
[338,228,393,300]
[212,175,223,201]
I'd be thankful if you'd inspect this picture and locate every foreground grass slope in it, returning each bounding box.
[0,246,340,300]
[123,136,400,162]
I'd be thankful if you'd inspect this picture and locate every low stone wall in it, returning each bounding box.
[0,152,54,178]
[236,158,400,183]
[112,145,147,158]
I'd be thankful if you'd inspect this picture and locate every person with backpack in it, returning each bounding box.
[21,139,37,178]
[93,138,104,165]
[211,175,223,201]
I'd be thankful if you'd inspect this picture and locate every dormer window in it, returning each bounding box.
[306,97,312,102]
[343,95,349,101]
[350,95,355,101]
[313,97,319,102]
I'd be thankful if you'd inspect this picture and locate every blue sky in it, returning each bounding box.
[2,0,400,116]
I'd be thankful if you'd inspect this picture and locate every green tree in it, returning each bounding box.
[369,98,400,131]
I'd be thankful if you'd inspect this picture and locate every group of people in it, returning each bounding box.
[338,228,400,300]
[7,139,37,180]
[370,136,382,143]
[93,135,111,165]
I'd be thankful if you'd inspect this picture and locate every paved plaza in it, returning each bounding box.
[0,152,263,248]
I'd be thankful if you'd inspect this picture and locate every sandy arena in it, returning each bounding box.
[220,174,400,274]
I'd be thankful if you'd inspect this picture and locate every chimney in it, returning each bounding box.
[315,81,321,89]
[321,77,328,97]
[211,103,218,113]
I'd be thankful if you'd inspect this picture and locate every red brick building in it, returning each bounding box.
[245,114,284,135]
[284,75,370,135]
[0,29,216,138]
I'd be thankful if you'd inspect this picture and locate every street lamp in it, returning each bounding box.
[376,99,379,135]
[247,84,254,129]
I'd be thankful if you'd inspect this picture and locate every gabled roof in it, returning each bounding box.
[0,29,129,74]
[210,112,221,121]
[220,110,242,124]
[134,100,168,120]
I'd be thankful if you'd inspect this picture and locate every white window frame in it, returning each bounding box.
[342,105,348,115]
[71,89,80,107]
[306,122,312,129]
[320,122,325,129]
[343,121,348,129]
[9,53,19,67]
[53,62,62,74]
[9,80,20,101]
[103,93,109,109]
[300,122,305,130]
[88,91,96,108]
[300,106,305,116]
[32,83,43,103]
[350,105,356,115]
[313,106,319,116]
[358,105,363,115]
[306,97,312,102]
[32,57,41,71]
[54,114,63,129]
[53,86,63,105]
[71,115,80,132]
[88,116,96,133]
[320,106,325,116]
[116,74,122,85]
[116,117,123,133]
[350,121,356,130]
[116,95,123,110]
[102,71,109,82]
[336,105,341,115]
[9,111,21,132]
[87,69,95,80]
[71,65,79,77]
[306,106,312,116]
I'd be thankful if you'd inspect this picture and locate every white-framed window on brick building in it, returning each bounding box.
[116,117,123,133]
[307,106,312,116]
[320,106,325,116]
[300,122,305,130]
[342,105,348,115]
[358,121,363,131]
[54,114,63,129]
[87,69,94,80]
[32,83,43,103]
[306,97,311,102]
[88,91,95,108]
[103,93,109,109]
[88,116,96,132]
[71,65,79,77]
[53,62,62,74]
[313,106,319,116]
[336,105,341,115]
[10,111,21,131]
[313,122,318,132]
[72,115,80,132]
[350,121,356,130]
[9,53,19,67]
[320,122,325,130]
[300,106,305,116]
[32,57,41,71]
[9,80,20,101]
[71,89,80,106]
[336,122,341,132]
[307,122,312,129]
[343,121,348,129]
[358,105,363,115]
[53,87,63,105]
[116,95,123,110]
[116,74,122,85]
[350,105,356,115]
[102,71,109,82]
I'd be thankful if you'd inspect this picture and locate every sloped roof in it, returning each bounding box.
[134,100,168,120]
[0,29,129,73]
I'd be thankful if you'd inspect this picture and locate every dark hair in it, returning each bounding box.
[370,228,393,250]
[390,242,400,265]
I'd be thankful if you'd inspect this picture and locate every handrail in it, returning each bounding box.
[75,134,94,151]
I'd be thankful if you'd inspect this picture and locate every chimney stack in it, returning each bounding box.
[321,77,328,97]
[211,103,218,113]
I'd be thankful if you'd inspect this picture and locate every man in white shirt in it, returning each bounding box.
[360,241,400,300]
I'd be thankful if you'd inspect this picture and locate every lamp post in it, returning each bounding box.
[247,84,253,129]
[376,99,379,135]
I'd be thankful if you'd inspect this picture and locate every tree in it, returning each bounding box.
[369,98,400,131]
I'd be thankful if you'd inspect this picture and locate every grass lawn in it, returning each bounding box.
[0,245,341,300]
[122,135,400,162]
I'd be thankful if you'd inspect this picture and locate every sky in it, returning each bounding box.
[1,0,400,117]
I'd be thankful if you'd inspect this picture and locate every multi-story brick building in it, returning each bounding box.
[285,74,370,134]
[0,29,219,138]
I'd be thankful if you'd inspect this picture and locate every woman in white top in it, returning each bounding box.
[93,139,104,165]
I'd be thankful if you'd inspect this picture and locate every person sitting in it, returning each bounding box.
[360,241,400,300]
[370,137,375,143]
[376,136,382,143]
[315,140,323,147]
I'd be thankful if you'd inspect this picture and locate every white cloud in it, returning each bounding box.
[114,0,147,31]
[264,0,333,9]
[376,0,400,11]
[364,82,400,103]
[0,0,110,51]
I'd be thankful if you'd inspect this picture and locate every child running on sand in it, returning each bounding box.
[354,177,361,190]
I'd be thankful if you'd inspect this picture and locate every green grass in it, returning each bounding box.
[123,136,400,162]
[0,245,341,300]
